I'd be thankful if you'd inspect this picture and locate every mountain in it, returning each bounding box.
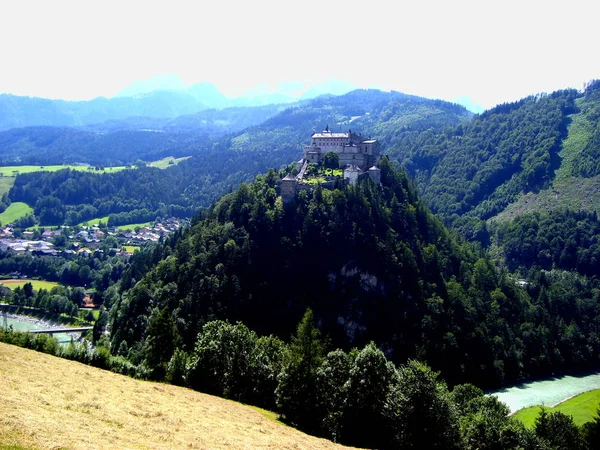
[0,103,291,165]
[0,91,206,131]
[115,73,186,98]
[5,89,473,226]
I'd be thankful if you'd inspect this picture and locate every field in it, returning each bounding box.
[122,245,140,253]
[77,215,111,227]
[117,221,153,231]
[513,389,600,428]
[0,164,128,177]
[0,279,60,291]
[0,343,349,450]
[148,156,191,169]
[0,176,15,196]
[0,202,33,225]
[77,216,154,229]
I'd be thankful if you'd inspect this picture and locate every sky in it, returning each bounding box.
[0,0,597,110]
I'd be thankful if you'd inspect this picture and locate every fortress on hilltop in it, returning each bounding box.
[279,126,382,203]
[303,125,380,169]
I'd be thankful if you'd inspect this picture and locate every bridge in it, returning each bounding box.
[28,327,93,334]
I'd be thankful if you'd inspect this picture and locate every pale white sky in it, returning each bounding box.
[0,0,597,109]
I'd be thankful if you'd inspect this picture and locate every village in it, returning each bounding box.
[0,217,187,259]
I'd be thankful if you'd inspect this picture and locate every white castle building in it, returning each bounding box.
[303,126,380,168]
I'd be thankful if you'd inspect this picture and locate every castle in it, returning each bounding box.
[303,126,380,169]
[279,127,381,203]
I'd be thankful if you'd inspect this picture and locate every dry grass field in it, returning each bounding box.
[0,343,352,450]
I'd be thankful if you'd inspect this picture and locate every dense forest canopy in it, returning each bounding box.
[109,161,600,389]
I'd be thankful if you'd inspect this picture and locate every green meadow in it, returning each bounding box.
[0,279,61,291]
[117,222,153,231]
[0,202,34,225]
[148,156,191,169]
[0,164,129,177]
[0,176,15,196]
[513,389,600,428]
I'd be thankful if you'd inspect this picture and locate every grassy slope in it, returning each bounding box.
[0,165,128,177]
[513,389,600,428]
[492,97,600,222]
[0,202,33,224]
[147,156,191,169]
[0,343,351,450]
[0,279,60,291]
[0,176,14,196]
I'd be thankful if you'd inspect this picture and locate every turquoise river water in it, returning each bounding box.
[490,372,600,413]
[4,316,79,344]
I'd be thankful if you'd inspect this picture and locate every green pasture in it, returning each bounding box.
[0,176,15,196]
[117,222,153,231]
[78,215,111,227]
[148,156,191,169]
[0,279,60,291]
[0,164,128,177]
[0,202,34,225]
[513,389,600,428]
[122,245,140,253]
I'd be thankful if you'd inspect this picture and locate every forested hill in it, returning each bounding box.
[110,160,600,389]
[0,104,288,166]
[378,82,600,235]
[6,90,472,226]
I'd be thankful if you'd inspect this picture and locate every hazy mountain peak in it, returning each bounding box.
[116,74,186,98]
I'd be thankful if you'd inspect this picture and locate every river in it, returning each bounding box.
[490,372,600,413]
[3,315,83,345]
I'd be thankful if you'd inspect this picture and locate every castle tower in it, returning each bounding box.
[368,166,381,184]
[279,174,298,203]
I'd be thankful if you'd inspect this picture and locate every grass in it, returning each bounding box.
[490,99,600,222]
[77,217,154,229]
[0,343,349,450]
[0,164,128,177]
[0,279,60,291]
[0,176,15,196]
[0,203,33,225]
[513,389,600,428]
[122,245,139,253]
[117,221,153,231]
[491,176,600,222]
[77,215,110,227]
[147,156,191,169]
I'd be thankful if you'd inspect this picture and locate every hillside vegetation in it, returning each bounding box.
[0,343,350,450]
[514,389,600,428]
[111,161,600,392]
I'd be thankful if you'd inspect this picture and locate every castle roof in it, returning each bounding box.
[344,164,362,172]
[312,132,350,138]
[368,166,381,171]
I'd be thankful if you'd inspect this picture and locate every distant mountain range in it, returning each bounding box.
[0,77,362,131]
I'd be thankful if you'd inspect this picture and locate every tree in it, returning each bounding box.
[341,342,398,448]
[186,320,258,402]
[581,405,600,449]
[276,308,325,433]
[534,408,583,450]
[142,306,177,380]
[391,359,461,449]
[322,151,340,170]
[315,348,354,441]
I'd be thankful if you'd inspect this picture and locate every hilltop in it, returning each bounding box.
[0,343,351,450]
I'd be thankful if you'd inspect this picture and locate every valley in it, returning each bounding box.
[1,81,600,449]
